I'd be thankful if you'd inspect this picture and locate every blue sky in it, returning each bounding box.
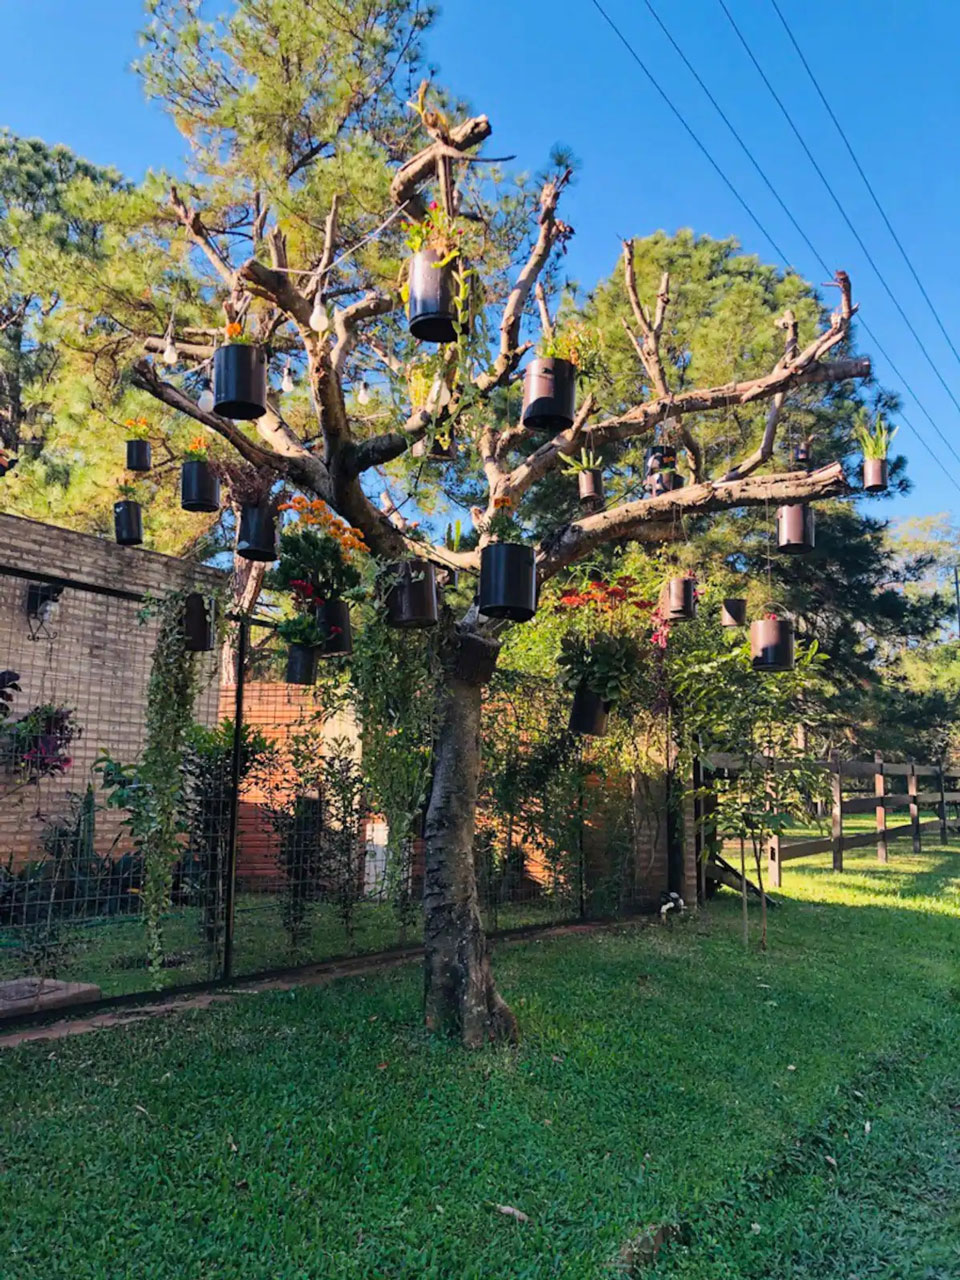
[2,0,959,523]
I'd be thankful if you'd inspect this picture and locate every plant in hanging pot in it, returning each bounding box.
[277,612,325,685]
[661,573,697,621]
[180,436,221,513]
[380,557,439,629]
[720,597,748,628]
[404,204,467,344]
[521,322,602,432]
[559,447,605,509]
[557,632,640,738]
[269,522,365,659]
[216,460,280,562]
[478,502,537,623]
[750,609,795,673]
[776,503,815,554]
[124,418,152,472]
[182,592,216,653]
[853,410,897,493]
[114,482,144,546]
[648,468,684,497]
[213,323,268,420]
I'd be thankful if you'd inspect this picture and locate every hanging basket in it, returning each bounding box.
[126,440,152,472]
[521,357,576,432]
[237,502,276,562]
[577,469,604,508]
[454,633,499,685]
[407,249,457,344]
[720,597,747,628]
[751,617,795,672]
[776,503,815,554]
[317,597,352,657]
[478,543,537,622]
[663,576,696,621]
[113,500,143,547]
[568,682,609,737]
[382,559,439,628]
[182,592,215,652]
[181,459,221,513]
[285,642,318,685]
[213,343,268,420]
[863,459,888,492]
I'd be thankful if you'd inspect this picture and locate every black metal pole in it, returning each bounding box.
[222,617,249,981]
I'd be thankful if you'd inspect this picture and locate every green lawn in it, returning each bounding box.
[2,840,959,1278]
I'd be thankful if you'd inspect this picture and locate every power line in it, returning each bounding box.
[768,0,960,379]
[587,0,960,495]
[716,0,960,430]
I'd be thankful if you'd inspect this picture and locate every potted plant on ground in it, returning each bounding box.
[558,632,641,738]
[381,557,439,628]
[478,502,537,622]
[750,609,795,672]
[853,410,897,493]
[404,203,464,344]
[217,460,279,561]
[521,322,601,432]
[124,418,152,472]
[662,573,697,621]
[114,483,143,546]
[213,324,268,420]
[559,447,605,509]
[278,613,324,684]
[776,503,815,554]
[269,522,365,659]
[180,436,221,513]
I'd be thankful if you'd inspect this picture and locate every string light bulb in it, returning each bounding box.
[197,380,215,413]
[357,380,371,406]
[281,363,295,394]
[309,296,329,333]
[162,334,179,366]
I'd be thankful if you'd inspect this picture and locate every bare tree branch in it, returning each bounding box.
[390,114,492,219]
[168,185,235,286]
[720,309,799,482]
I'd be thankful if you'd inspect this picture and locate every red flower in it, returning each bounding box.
[428,200,438,211]
[329,625,342,636]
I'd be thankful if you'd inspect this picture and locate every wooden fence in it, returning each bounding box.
[701,751,960,888]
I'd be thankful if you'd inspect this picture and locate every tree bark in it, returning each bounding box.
[422,666,517,1047]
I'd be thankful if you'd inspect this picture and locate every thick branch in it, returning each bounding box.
[169,185,235,286]
[390,115,492,219]
[720,310,799,482]
[331,292,395,376]
[499,393,597,503]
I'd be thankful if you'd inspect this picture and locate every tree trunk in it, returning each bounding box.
[422,669,518,1047]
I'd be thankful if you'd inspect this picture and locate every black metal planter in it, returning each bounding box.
[568,682,609,737]
[126,440,152,472]
[863,459,888,492]
[454,633,499,685]
[181,460,221,513]
[521,358,576,432]
[645,444,677,474]
[317,597,352,657]
[182,592,215,652]
[776,503,815,554]
[383,559,439,628]
[578,469,604,508]
[478,543,537,622]
[213,343,268,420]
[649,471,684,497]
[407,249,457,344]
[720,597,747,628]
[751,618,795,672]
[114,500,143,546]
[285,643,318,685]
[663,576,696,621]
[237,503,276,562]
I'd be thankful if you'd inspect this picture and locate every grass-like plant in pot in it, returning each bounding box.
[853,409,897,492]
[559,446,605,508]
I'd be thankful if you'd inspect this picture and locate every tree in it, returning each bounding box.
[62,0,871,1045]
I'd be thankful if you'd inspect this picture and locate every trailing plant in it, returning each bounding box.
[557,632,642,705]
[538,320,605,380]
[852,409,898,460]
[316,737,365,941]
[2,702,80,781]
[276,612,327,647]
[404,200,464,262]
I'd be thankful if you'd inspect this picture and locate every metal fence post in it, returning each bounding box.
[768,831,781,888]
[874,751,887,863]
[222,616,249,982]
[938,761,948,843]
[908,762,921,854]
[830,749,844,871]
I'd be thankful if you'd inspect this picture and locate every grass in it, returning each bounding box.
[1,839,958,1278]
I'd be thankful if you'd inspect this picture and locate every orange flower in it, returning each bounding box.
[188,435,208,454]
[225,321,243,339]
[493,495,514,511]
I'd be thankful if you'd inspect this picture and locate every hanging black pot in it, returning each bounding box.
[751,617,795,672]
[863,459,888,492]
[577,469,604,508]
[521,358,576,432]
[478,543,537,622]
[776,503,815,554]
[181,459,221,513]
[794,443,811,470]
[182,592,215,652]
[720,597,747,628]
[663,576,696,621]
[126,440,152,472]
[649,470,684,497]
[412,433,457,460]
[645,444,677,474]
[568,682,609,737]
[407,249,457,344]
[285,643,318,685]
[454,632,499,685]
[383,559,439,628]
[236,502,276,562]
[316,597,352,657]
[213,343,268,420]
[114,500,143,547]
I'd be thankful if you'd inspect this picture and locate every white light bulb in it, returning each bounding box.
[162,336,178,366]
[310,298,329,333]
[281,364,295,394]
[357,380,371,406]
[198,381,215,413]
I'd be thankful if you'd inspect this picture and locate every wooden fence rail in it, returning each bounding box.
[701,751,959,888]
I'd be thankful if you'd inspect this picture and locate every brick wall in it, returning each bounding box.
[0,513,224,864]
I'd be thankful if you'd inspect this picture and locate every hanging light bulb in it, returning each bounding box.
[357,379,371,406]
[309,295,329,333]
[197,379,214,413]
[162,334,178,365]
[281,363,295,394]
